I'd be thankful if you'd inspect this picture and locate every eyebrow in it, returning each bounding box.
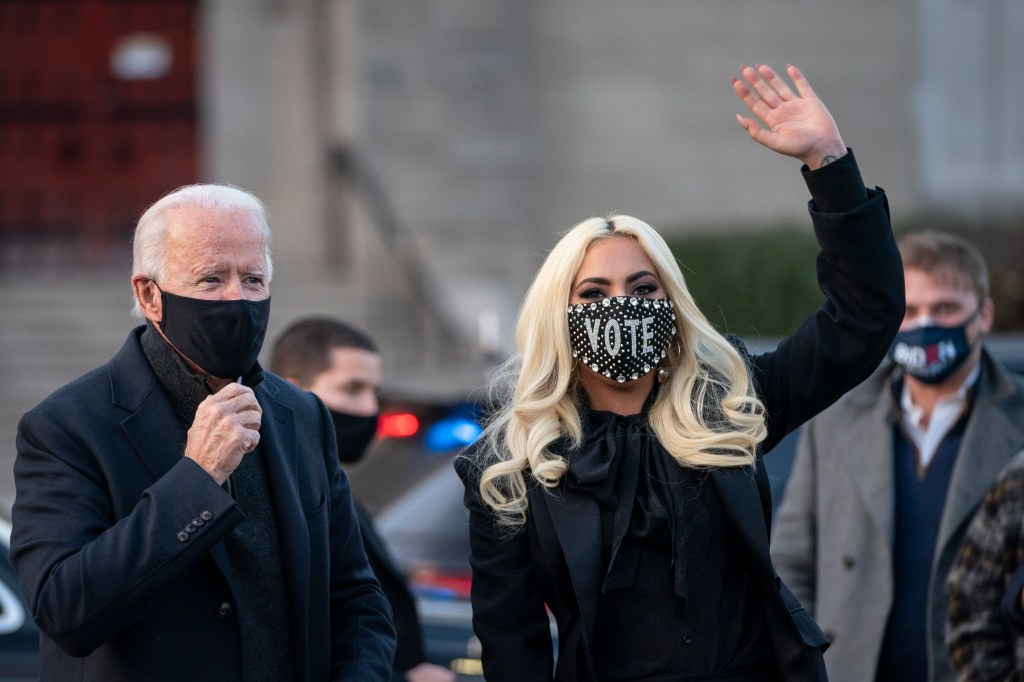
[191,264,268,279]
[906,296,967,307]
[575,270,658,287]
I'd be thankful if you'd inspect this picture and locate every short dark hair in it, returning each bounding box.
[270,317,378,388]
[898,231,989,303]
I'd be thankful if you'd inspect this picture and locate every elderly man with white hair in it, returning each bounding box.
[10,184,396,682]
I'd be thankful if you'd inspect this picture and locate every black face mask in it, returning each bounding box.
[889,309,979,385]
[567,296,676,383]
[158,289,271,379]
[329,410,379,464]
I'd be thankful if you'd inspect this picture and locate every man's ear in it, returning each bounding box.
[131,276,163,325]
[978,297,995,335]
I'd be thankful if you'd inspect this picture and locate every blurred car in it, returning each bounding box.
[0,516,39,682]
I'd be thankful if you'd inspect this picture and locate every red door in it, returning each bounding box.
[0,0,198,266]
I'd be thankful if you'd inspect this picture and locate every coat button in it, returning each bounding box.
[217,601,233,620]
[200,510,213,521]
[192,517,204,527]
[185,523,196,533]
[176,531,189,543]
[683,635,693,644]
[842,555,855,569]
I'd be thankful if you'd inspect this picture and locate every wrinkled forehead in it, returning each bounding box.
[167,204,265,246]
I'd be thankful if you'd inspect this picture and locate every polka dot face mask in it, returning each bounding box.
[567,297,677,383]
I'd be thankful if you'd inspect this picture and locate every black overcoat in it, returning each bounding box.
[458,184,906,681]
[11,327,396,681]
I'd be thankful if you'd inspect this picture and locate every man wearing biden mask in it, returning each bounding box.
[772,230,1024,682]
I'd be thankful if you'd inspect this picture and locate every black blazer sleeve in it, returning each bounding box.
[454,455,554,681]
[748,152,905,453]
[10,373,246,657]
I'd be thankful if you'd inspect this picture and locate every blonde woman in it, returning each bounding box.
[456,64,906,681]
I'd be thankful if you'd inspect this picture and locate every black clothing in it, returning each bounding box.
[457,150,906,682]
[352,500,428,679]
[141,325,294,680]
[11,326,396,681]
[572,407,775,678]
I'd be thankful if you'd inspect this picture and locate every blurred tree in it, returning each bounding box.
[667,222,1024,338]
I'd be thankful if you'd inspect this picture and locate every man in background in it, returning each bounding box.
[771,231,1024,681]
[272,316,457,682]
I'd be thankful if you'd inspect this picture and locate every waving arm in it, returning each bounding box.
[732,64,846,170]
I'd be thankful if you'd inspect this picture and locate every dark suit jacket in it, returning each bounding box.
[353,499,427,678]
[457,185,906,681]
[10,327,396,681]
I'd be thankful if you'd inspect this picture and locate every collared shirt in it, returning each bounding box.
[900,363,980,469]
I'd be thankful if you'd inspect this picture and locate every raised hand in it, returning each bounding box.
[732,64,846,170]
[185,382,262,484]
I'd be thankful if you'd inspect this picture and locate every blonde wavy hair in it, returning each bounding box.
[475,215,767,529]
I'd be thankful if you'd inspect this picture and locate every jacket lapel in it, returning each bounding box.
[937,357,1024,556]
[535,482,603,644]
[122,395,238,582]
[112,328,188,483]
[710,467,774,582]
[111,328,239,583]
[121,388,189,482]
[842,370,897,550]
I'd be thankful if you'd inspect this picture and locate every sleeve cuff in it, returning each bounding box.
[801,148,869,213]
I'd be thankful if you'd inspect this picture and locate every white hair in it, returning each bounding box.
[130,184,273,316]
